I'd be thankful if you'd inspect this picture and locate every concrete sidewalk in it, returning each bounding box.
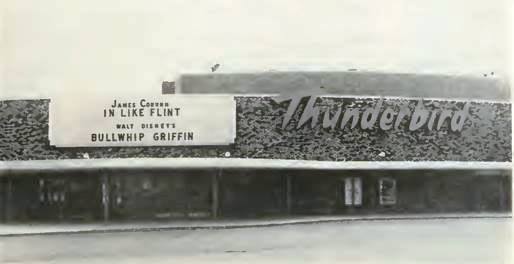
[0,213,510,237]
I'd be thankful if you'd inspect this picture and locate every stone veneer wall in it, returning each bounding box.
[0,97,511,162]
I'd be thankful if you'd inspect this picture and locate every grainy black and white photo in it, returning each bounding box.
[0,1,512,263]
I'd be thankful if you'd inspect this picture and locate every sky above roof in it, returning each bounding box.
[1,0,511,99]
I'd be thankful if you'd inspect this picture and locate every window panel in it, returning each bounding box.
[379,178,397,206]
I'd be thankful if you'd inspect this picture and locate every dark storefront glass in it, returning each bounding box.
[1,169,509,222]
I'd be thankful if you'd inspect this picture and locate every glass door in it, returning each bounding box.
[343,177,362,207]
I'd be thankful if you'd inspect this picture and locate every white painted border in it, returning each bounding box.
[0,158,510,176]
[224,94,511,104]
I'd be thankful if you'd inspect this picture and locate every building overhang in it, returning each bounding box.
[0,158,510,176]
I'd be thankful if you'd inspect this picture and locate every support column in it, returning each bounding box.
[5,177,13,222]
[499,175,506,210]
[211,170,220,219]
[101,174,110,222]
[286,175,292,215]
[0,178,4,222]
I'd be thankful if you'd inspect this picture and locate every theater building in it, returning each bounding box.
[0,72,511,222]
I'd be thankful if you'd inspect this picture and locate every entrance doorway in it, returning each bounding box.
[342,177,363,207]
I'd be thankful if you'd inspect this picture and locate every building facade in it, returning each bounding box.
[0,71,511,221]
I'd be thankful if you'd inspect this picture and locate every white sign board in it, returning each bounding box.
[49,95,236,147]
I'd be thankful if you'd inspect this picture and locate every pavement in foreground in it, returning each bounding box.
[0,218,511,264]
[0,213,509,236]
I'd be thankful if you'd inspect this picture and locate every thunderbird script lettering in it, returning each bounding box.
[277,95,469,132]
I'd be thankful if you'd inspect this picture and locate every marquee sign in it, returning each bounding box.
[49,95,236,147]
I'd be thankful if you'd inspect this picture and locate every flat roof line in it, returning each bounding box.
[179,71,510,100]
